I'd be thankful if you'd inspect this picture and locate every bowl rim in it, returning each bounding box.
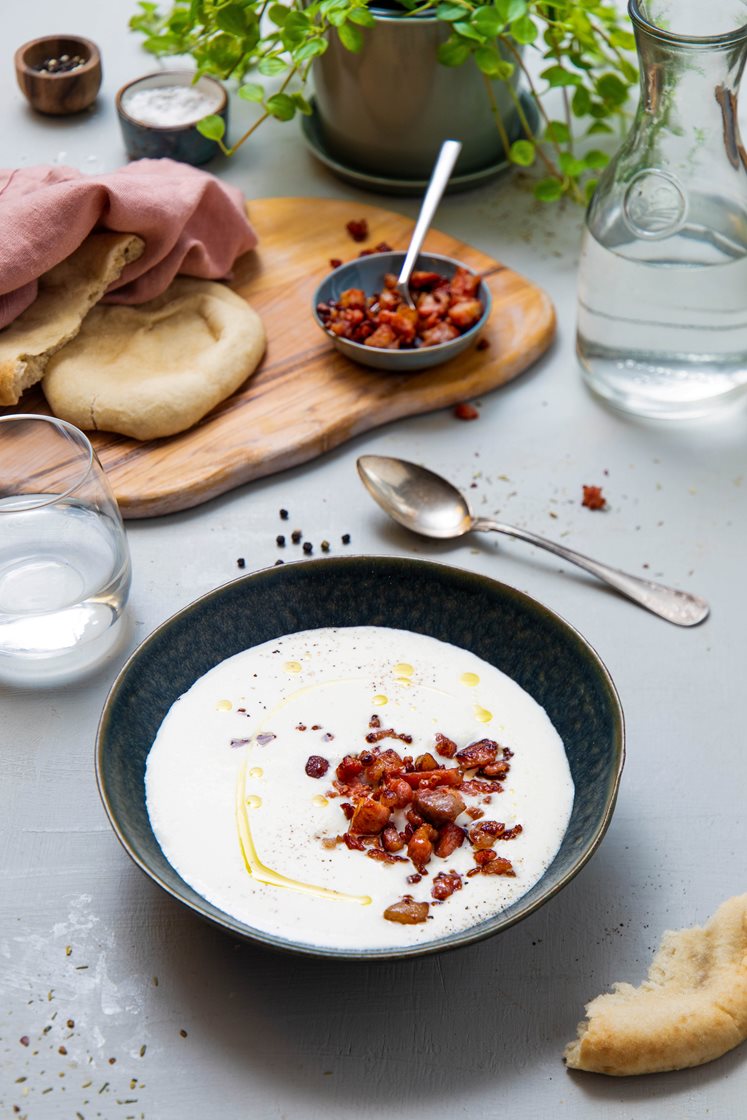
[96,555,625,961]
[312,250,492,354]
[115,69,227,133]
[14,35,101,79]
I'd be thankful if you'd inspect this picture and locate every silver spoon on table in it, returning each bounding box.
[357,455,710,627]
[395,139,462,309]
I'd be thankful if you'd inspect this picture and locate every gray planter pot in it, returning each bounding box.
[311,7,523,179]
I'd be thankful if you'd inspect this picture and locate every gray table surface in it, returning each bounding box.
[2,3,746,1118]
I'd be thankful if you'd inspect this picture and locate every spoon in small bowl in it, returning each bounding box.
[394,138,462,309]
[357,455,710,627]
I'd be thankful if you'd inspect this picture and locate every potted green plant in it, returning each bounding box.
[130,0,637,202]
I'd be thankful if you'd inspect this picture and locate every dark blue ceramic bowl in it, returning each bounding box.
[116,70,227,166]
[313,252,492,372]
[96,557,624,959]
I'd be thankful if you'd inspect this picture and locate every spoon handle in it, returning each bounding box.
[472,518,709,627]
[397,140,462,292]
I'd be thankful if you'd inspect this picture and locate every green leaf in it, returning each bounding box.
[196,113,226,141]
[596,72,629,106]
[204,32,243,70]
[215,3,246,36]
[347,7,376,26]
[544,119,570,143]
[258,55,288,76]
[509,139,535,166]
[292,36,328,62]
[541,64,583,87]
[292,92,313,116]
[571,86,592,115]
[586,120,613,135]
[437,37,472,66]
[266,92,296,121]
[327,9,347,26]
[472,6,503,36]
[337,21,363,51]
[474,46,503,76]
[495,0,526,20]
[583,149,610,169]
[453,21,484,42]
[609,28,635,50]
[534,177,563,201]
[238,81,264,102]
[510,14,538,44]
[559,152,586,177]
[436,2,467,21]
[268,3,289,26]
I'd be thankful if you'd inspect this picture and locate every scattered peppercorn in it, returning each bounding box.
[276,534,286,547]
[179,1029,188,1038]
[321,540,330,552]
[341,533,351,545]
[237,557,246,569]
[274,559,284,566]
[454,402,479,420]
[291,529,302,544]
[20,1036,29,1047]
[582,485,607,510]
[279,508,289,520]
[303,541,313,554]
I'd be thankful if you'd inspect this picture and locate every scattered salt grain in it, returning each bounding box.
[123,85,221,128]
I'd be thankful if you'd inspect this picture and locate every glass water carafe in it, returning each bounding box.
[577,0,747,418]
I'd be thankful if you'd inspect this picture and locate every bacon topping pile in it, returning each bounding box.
[317,268,484,351]
[305,720,522,924]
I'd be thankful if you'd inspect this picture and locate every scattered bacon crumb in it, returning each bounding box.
[454,402,479,421]
[476,337,490,351]
[432,870,463,901]
[329,258,342,270]
[346,218,369,242]
[383,897,429,924]
[305,755,329,779]
[582,485,607,510]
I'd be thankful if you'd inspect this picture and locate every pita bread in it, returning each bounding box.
[564,893,747,1076]
[0,233,144,405]
[43,277,265,440]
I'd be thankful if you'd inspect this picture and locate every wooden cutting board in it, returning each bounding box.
[9,197,555,519]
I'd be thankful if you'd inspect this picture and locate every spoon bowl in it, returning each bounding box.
[357,455,710,627]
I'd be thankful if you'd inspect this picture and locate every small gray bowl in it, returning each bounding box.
[116,70,227,166]
[312,251,492,372]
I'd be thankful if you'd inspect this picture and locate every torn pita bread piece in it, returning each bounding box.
[564,893,747,1076]
[43,277,266,441]
[0,232,145,406]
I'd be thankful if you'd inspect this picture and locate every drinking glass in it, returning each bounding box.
[0,414,131,685]
[577,0,747,419]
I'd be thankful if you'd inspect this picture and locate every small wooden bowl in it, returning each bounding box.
[14,36,102,116]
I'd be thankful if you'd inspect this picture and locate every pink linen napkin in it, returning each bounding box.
[0,159,258,330]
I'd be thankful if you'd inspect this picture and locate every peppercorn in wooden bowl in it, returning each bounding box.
[14,36,101,115]
[313,252,492,372]
[96,556,625,960]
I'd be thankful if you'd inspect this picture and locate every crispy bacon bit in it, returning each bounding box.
[364,748,405,784]
[408,825,436,871]
[367,848,406,864]
[414,787,466,826]
[343,833,365,851]
[346,218,369,242]
[405,806,425,828]
[434,732,457,758]
[448,299,484,330]
[415,752,438,771]
[336,754,363,782]
[421,322,460,347]
[340,802,354,820]
[401,768,462,789]
[409,271,443,290]
[350,797,390,835]
[435,821,466,858]
[466,806,484,821]
[406,873,422,884]
[481,761,510,779]
[468,820,506,849]
[329,258,342,270]
[476,337,490,351]
[456,739,499,769]
[432,870,463,901]
[450,266,481,299]
[460,778,504,796]
[582,485,607,510]
[481,855,516,876]
[305,755,329,779]
[382,825,405,853]
[321,837,340,849]
[496,823,524,841]
[474,849,498,866]
[365,728,413,745]
[379,777,413,810]
[369,714,381,729]
[383,897,429,924]
[453,402,479,421]
[365,323,400,350]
